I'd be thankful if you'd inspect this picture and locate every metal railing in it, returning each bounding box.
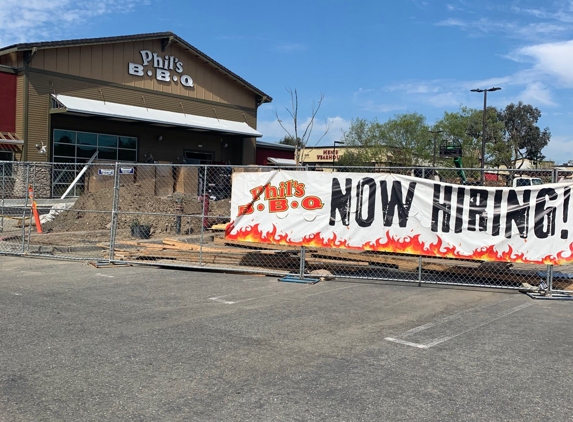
[1,160,571,296]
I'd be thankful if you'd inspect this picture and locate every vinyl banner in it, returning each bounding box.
[228,170,573,265]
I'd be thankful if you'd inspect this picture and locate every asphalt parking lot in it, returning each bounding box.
[1,255,573,421]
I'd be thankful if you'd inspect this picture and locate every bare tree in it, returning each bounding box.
[274,88,332,165]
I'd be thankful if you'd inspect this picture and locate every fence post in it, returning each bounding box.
[20,164,30,254]
[299,245,308,280]
[199,165,208,266]
[299,165,309,279]
[548,167,555,295]
[0,162,5,233]
[108,162,120,262]
[25,163,38,250]
[418,256,422,287]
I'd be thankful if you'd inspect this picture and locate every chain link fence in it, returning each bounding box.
[1,160,572,295]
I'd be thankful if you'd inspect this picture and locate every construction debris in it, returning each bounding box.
[98,235,567,288]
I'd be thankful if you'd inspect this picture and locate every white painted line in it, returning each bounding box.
[385,337,429,349]
[209,297,236,305]
[421,302,532,348]
[96,273,114,278]
[385,302,532,349]
[304,284,362,297]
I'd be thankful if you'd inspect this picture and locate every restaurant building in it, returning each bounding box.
[0,32,271,196]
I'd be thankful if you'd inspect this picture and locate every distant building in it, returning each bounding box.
[299,144,394,168]
[255,141,295,166]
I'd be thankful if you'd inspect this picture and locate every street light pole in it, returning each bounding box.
[429,129,444,167]
[471,87,501,183]
[333,141,344,168]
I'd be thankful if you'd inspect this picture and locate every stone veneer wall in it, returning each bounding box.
[11,163,52,199]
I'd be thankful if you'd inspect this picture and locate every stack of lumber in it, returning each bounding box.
[107,238,300,270]
[103,237,568,288]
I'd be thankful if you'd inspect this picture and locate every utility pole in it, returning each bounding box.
[471,87,501,183]
[429,129,444,167]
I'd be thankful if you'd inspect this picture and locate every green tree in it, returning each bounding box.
[278,135,302,147]
[381,113,431,166]
[434,106,504,168]
[337,118,388,166]
[496,102,551,168]
[339,114,432,167]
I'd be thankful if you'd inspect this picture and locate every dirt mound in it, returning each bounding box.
[43,187,232,238]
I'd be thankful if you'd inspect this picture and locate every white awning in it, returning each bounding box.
[267,157,296,166]
[51,94,262,137]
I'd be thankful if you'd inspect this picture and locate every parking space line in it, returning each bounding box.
[208,283,364,305]
[385,301,532,349]
[303,284,362,297]
[209,297,236,305]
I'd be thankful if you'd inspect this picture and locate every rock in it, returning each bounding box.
[310,269,335,281]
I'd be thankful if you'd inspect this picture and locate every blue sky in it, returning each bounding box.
[2,0,573,163]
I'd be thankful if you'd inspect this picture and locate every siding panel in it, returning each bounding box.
[112,43,124,85]
[43,50,57,73]
[56,48,69,74]
[79,46,91,78]
[68,46,81,76]
[101,44,114,81]
[91,44,103,81]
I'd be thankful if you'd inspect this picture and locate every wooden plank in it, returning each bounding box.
[210,223,228,231]
[310,250,422,272]
[214,237,309,252]
[305,257,369,266]
[112,248,300,268]
[161,238,223,252]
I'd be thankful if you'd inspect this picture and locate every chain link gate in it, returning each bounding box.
[1,160,572,296]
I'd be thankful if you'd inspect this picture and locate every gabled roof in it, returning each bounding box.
[0,31,272,104]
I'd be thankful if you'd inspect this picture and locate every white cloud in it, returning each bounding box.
[424,91,461,108]
[543,135,573,163]
[464,76,514,90]
[385,83,440,94]
[519,82,557,107]
[436,17,569,41]
[0,0,149,46]
[353,87,409,113]
[515,40,573,87]
[360,100,407,114]
[435,17,515,37]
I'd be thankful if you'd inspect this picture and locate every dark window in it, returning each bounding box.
[0,151,14,177]
[52,129,138,196]
[183,151,213,164]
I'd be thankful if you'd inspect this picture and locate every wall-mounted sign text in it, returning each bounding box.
[119,167,134,174]
[128,50,194,87]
